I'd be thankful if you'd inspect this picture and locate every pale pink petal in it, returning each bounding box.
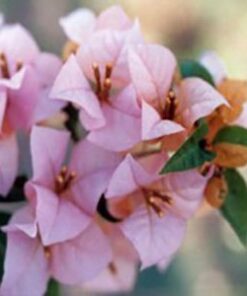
[178,77,228,127]
[138,152,168,175]
[87,104,141,152]
[111,84,141,117]
[0,133,18,196]
[2,206,37,238]
[77,30,125,84]
[161,169,211,219]
[96,5,132,30]
[34,52,62,87]
[78,107,105,131]
[0,24,40,64]
[83,228,138,293]
[50,55,105,129]
[77,23,143,87]
[142,101,184,140]
[110,21,144,87]
[83,256,137,293]
[30,184,91,246]
[32,88,65,124]
[31,53,64,123]
[0,67,26,90]
[128,44,176,103]
[233,103,247,128]
[1,232,49,296]
[0,90,7,131]
[7,66,39,130]
[50,222,112,284]
[120,204,186,269]
[200,51,227,85]
[60,8,96,43]
[29,126,70,186]
[70,139,122,214]
[106,154,156,199]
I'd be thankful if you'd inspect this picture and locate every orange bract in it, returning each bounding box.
[205,175,228,208]
[62,40,79,61]
[213,142,247,168]
[217,79,247,123]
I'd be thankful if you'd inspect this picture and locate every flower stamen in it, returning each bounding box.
[54,166,77,194]
[93,63,102,95]
[92,62,113,102]
[163,90,178,120]
[0,52,10,79]
[144,188,173,218]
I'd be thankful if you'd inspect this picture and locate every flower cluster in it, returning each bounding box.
[0,6,247,296]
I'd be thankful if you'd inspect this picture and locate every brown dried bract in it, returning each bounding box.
[217,79,247,123]
[62,41,79,61]
[206,114,225,143]
[205,175,228,208]
[213,142,247,168]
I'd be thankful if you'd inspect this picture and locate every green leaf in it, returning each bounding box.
[213,125,247,146]
[179,59,215,86]
[160,120,216,174]
[221,169,247,246]
[46,279,60,296]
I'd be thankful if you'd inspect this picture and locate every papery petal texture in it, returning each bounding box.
[60,8,96,43]
[120,205,186,269]
[29,126,70,187]
[142,101,184,140]
[87,104,141,152]
[161,169,211,219]
[0,24,40,64]
[1,232,48,296]
[30,184,91,246]
[50,222,112,284]
[51,55,105,130]
[106,154,157,198]
[128,44,176,103]
[70,139,122,214]
[178,77,228,127]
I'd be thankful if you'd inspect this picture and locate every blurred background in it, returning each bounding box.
[1,0,247,295]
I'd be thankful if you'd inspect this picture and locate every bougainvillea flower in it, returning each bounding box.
[201,53,247,167]
[60,5,143,86]
[128,44,228,143]
[105,154,211,268]
[0,23,64,132]
[0,24,65,195]
[83,224,138,293]
[51,54,142,151]
[60,5,139,50]
[177,78,229,127]
[51,5,145,152]
[1,206,112,296]
[86,84,142,151]
[25,125,122,245]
